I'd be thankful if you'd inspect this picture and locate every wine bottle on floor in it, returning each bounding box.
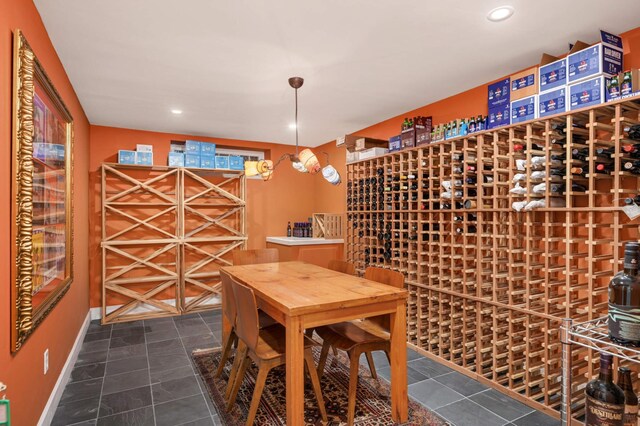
[616,367,638,426]
[585,353,625,425]
[609,242,640,346]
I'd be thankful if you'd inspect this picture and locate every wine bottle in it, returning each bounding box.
[596,163,614,174]
[597,147,615,157]
[584,353,625,425]
[609,242,640,346]
[616,367,638,426]
[551,152,567,161]
[624,125,640,141]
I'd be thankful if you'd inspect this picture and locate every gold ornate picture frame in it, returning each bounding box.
[11,29,74,352]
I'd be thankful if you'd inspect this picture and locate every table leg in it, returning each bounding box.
[390,300,408,422]
[285,315,304,425]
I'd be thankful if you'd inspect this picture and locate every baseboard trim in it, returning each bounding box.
[89,295,221,322]
[38,311,91,426]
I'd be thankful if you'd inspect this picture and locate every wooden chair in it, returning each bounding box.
[226,278,328,425]
[215,271,276,380]
[315,266,404,426]
[215,248,278,377]
[232,248,279,265]
[328,259,356,275]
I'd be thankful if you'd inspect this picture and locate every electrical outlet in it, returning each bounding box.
[44,349,49,374]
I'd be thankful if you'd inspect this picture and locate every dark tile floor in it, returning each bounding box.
[52,310,559,426]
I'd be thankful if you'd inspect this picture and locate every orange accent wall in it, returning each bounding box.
[88,125,318,307]
[0,1,90,425]
[313,26,640,215]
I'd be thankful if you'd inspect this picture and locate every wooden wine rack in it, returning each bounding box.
[101,163,246,324]
[346,96,640,422]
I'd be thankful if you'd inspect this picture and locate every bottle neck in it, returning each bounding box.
[599,363,613,382]
[618,373,632,391]
[624,266,638,276]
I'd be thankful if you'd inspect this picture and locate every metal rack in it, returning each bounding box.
[561,316,640,425]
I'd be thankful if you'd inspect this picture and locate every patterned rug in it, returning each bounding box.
[192,346,448,425]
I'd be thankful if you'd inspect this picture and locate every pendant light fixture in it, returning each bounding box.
[244,77,340,184]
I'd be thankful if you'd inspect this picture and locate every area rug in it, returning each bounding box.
[192,346,448,425]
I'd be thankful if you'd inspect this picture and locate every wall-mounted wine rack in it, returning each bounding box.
[346,96,640,423]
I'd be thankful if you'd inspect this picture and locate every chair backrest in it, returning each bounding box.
[230,278,260,352]
[364,267,404,289]
[364,267,404,333]
[233,248,279,266]
[220,270,238,326]
[328,259,356,275]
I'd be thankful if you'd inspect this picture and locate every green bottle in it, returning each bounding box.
[621,71,633,96]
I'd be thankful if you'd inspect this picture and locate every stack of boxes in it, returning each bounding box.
[168,140,244,170]
[118,144,153,166]
[338,135,389,162]
[538,55,568,118]
[567,31,624,110]
[510,66,538,124]
[487,78,511,129]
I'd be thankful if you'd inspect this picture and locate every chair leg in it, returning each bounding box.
[246,362,271,426]
[227,354,251,411]
[215,329,236,378]
[347,350,360,426]
[317,340,331,379]
[332,346,339,357]
[364,351,377,380]
[225,341,247,402]
[384,349,391,364]
[305,349,328,423]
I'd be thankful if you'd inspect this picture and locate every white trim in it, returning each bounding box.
[38,311,91,426]
[90,296,221,321]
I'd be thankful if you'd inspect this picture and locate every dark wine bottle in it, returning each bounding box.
[585,353,625,425]
[597,147,615,157]
[609,242,640,346]
[624,125,640,140]
[596,163,614,174]
[616,367,638,426]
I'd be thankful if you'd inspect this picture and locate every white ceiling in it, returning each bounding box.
[35,0,640,147]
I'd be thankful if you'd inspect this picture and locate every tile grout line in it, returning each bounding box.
[94,321,113,424]
[144,320,158,426]
[181,313,218,421]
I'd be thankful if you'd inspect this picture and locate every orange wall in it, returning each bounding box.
[0,1,90,425]
[89,125,318,307]
[313,26,640,214]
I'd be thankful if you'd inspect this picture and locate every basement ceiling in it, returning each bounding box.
[34,0,640,147]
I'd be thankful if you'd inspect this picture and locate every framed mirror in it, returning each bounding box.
[11,29,74,352]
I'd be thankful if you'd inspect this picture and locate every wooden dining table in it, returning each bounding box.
[219,261,409,425]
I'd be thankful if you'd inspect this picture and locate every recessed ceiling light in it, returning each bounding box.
[487,6,514,22]
[288,123,297,130]
[171,109,183,115]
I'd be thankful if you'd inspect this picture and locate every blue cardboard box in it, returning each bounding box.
[215,156,230,169]
[539,58,567,93]
[135,151,153,166]
[488,78,510,109]
[118,150,136,165]
[185,140,201,154]
[185,154,201,168]
[488,105,510,129]
[510,95,538,124]
[168,152,184,167]
[200,155,216,169]
[200,142,216,155]
[229,156,244,170]
[539,87,567,118]
[389,135,402,152]
[567,31,623,83]
[569,75,612,110]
